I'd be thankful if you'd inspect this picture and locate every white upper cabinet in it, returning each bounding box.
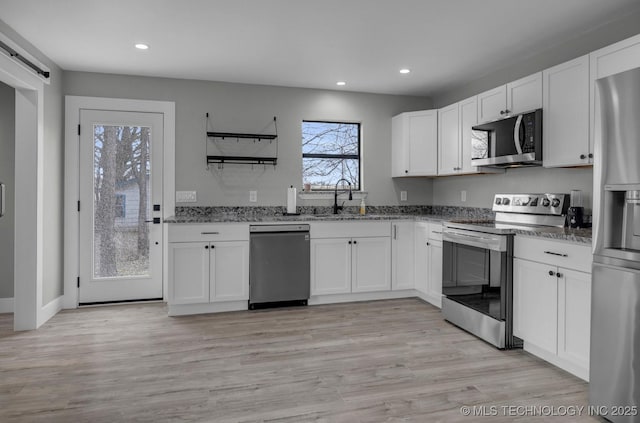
[590,33,640,163]
[477,85,507,123]
[543,55,590,168]
[391,110,438,177]
[437,103,460,176]
[459,96,480,174]
[477,72,542,124]
[507,72,543,115]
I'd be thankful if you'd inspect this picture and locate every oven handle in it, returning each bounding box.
[442,230,507,252]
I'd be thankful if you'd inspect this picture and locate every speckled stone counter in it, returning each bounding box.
[164,205,592,244]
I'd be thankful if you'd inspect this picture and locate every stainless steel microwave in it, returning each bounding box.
[471,109,542,168]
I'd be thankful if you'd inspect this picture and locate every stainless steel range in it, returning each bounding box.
[441,193,570,349]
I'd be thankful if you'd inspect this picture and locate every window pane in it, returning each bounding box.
[93,124,151,279]
[302,121,360,189]
[303,158,359,190]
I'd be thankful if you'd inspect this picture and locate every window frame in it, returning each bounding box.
[301,120,362,191]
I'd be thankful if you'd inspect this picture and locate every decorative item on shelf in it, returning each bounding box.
[205,113,278,170]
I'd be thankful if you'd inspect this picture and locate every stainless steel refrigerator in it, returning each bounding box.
[591,67,640,422]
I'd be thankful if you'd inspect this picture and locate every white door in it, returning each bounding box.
[79,110,164,304]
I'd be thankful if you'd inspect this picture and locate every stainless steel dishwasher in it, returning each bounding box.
[249,224,310,309]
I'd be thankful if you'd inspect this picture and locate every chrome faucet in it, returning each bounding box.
[333,179,353,214]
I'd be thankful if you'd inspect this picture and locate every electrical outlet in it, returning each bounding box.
[400,191,408,201]
[249,191,257,202]
[461,190,467,202]
[176,191,197,203]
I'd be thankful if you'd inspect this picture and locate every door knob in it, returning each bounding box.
[548,270,554,276]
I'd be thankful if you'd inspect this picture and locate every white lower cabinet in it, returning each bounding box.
[210,241,249,302]
[169,242,210,304]
[311,236,391,295]
[391,221,415,290]
[169,240,249,305]
[513,236,592,380]
[310,238,352,295]
[414,222,443,307]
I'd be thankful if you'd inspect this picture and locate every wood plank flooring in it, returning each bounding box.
[0,299,598,422]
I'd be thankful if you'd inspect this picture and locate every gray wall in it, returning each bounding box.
[430,11,640,212]
[0,81,15,299]
[0,20,64,304]
[63,72,434,208]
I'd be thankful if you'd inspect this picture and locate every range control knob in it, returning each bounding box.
[530,197,539,207]
[522,197,531,206]
[502,197,510,205]
[495,197,502,205]
[542,198,551,207]
[551,198,561,207]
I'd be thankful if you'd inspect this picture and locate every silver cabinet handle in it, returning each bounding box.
[432,230,442,234]
[544,250,568,257]
[201,231,220,235]
[393,225,397,240]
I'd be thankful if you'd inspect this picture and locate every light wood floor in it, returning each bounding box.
[0,299,598,422]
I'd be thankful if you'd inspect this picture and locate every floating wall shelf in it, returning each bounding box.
[205,115,278,168]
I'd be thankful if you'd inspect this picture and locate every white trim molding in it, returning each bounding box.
[0,298,14,313]
[64,96,176,309]
[0,47,46,331]
[38,296,63,326]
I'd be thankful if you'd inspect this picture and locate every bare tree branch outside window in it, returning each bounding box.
[302,121,360,190]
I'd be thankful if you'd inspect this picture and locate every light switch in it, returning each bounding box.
[176,191,197,203]
[249,191,257,202]
[400,191,408,201]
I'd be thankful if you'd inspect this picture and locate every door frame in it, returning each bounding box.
[64,96,175,308]
[0,46,46,330]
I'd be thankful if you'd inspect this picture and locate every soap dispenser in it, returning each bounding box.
[359,198,366,215]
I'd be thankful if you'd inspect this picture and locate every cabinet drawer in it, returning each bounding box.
[514,236,592,273]
[311,221,391,239]
[428,222,443,241]
[168,223,249,242]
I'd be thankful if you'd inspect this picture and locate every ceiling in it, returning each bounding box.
[1,0,640,97]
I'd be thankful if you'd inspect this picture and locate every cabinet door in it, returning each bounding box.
[557,268,591,371]
[310,238,351,295]
[590,34,640,164]
[427,240,443,308]
[513,258,558,354]
[414,223,429,295]
[543,56,590,167]
[459,96,479,174]
[210,241,249,302]
[391,222,415,290]
[352,237,391,293]
[407,110,438,176]
[169,242,210,305]
[391,114,406,177]
[507,72,542,115]
[477,85,507,123]
[438,103,460,176]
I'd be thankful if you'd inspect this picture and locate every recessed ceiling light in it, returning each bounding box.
[399,68,411,74]
[135,43,149,50]
[336,81,346,86]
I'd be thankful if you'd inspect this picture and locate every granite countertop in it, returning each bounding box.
[164,209,591,244]
[164,213,448,224]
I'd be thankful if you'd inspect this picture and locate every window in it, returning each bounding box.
[115,194,126,218]
[302,121,360,190]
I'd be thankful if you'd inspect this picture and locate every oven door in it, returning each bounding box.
[442,228,510,321]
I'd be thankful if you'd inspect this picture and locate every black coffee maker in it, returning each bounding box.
[568,190,584,228]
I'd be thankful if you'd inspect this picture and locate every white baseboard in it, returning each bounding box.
[0,297,14,313]
[168,300,248,316]
[309,289,416,306]
[37,295,64,327]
